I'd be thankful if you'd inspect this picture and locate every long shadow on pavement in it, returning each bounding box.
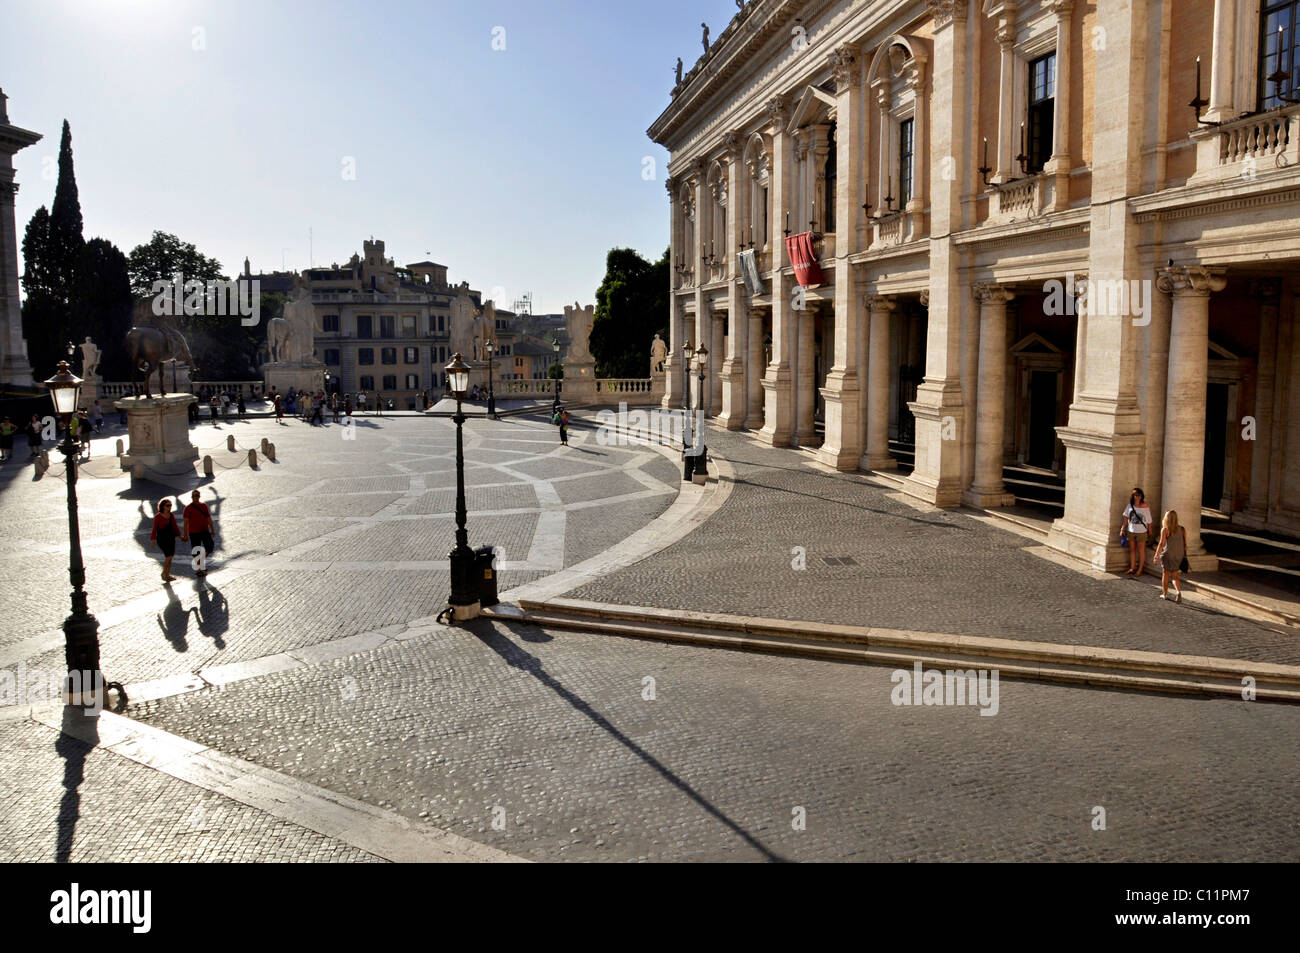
[53,705,97,863]
[472,619,787,862]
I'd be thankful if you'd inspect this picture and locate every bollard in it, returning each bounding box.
[227,435,236,452]
[34,455,47,476]
[247,449,257,468]
[115,438,124,457]
[261,437,269,454]
[266,442,276,462]
[203,455,214,477]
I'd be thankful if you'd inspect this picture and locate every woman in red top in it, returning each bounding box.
[149,498,187,583]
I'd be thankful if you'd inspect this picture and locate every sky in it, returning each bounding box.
[2,0,744,314]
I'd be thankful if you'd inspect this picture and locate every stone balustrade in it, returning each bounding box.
[1190,106,1300,186]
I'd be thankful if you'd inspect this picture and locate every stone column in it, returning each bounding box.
[719,132,749,430]
[864,295,898,469]
[1240,287,1280,526]
[1205,0,1238,124]
[0,92,40,386]
[1142,279,1172,520]
[992,19,1017,183]
[904,0,971,507]
[747,309,765,427]
[1158,265,1227,569]
[1044,0,1074,209]
[663,176,683,408]
[796,302,817,445]
[710,308,725,415]
[759,95,795,446]
[965,284,1017,506]
[819,43,865,469]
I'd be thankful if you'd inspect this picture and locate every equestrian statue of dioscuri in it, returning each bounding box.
[125,299,195,399]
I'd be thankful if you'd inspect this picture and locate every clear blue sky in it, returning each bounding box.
[2,0,742,314]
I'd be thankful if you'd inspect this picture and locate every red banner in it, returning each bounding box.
[785,232,824,286]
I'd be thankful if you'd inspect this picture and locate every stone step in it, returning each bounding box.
[483,599,1300,703]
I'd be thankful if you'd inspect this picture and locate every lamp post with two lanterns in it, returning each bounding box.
[43,361,125,708]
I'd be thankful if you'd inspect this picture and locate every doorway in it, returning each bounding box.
[1203,381,1229,509]
[1027,370,1058,469]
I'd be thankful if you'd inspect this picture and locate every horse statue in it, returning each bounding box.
[267,315,292,363]
[125,302,194,399]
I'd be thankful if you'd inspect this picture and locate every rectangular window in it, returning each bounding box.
[324,348,340,365]
[400,314,416,337]
[380,314,395,337]
[359,348,374,365]
[898,117,915,208]
[1027,52,1056,174]
[381,347,397,364]
[356,315,373,339]
[405,374,419,389]
[360,375,374,390]
[824,121,837,232]
[382,375,397,391]
[1261,1,1300,109]
[322,314,339,333]
[404,347,419,364]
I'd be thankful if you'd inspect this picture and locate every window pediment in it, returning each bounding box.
[786,84,837,134]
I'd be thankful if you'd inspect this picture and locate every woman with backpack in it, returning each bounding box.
[1118,487,1152,577]
[1154,509,1188,603]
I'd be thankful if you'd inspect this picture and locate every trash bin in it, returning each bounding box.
[474,545,499,608]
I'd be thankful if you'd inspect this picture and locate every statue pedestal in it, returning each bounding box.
[113,395,199,471]
[80,375,102,409]
[562,358,597,404]
[263,362,325,396]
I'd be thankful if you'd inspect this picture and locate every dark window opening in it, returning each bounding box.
[898,118,915,208]
[1027,52,1056,174]
[1261,1,1300,109]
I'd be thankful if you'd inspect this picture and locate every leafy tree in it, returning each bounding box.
[590,247,669,379]
[71,239,134,381]
[127,230,225,296]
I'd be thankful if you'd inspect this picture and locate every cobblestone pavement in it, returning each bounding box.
[0,412,677,686]
[133,616,1300,862]
[570,422,1300,665]
[0,716,381,863]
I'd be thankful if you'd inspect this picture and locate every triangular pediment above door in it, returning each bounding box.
[1010,332,1062,355]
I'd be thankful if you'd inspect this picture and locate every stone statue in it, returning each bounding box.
[564,302,594,362]
[472,300,496,361]
[701,22,710,53]
[80,337,100,379]
[675,57,683,86]
[736,0,744,9]
[650,334,667,375]
[284,282,321,363]
[125,299,194,398]
[449,291,477,358]
[266,315,292,363]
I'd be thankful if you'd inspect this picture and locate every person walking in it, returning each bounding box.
[237,393,246,417]
[274,392,284,423]
[1154,509,1188,603]
[183,489,216,576]
[149,498,187,583]
[25,414,43,459]
[0,416,16,462]
[91,400,104,432]
[210,394,220,426]
[557,407,570,447]
[1119,487,1152,576]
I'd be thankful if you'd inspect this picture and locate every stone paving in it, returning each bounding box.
[132,615,1300,862]
[570,422,1300,665]
[0,716,381,863]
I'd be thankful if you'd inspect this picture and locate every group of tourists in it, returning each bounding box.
[1118,487,1189,602]
[0,404,109,463]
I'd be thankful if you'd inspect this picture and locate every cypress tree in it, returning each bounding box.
[48,119,85,304]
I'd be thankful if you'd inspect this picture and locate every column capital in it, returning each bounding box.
[864,294,899,313]
[689,156,708,179]
[720,130,742,161]
[664,174,677,198]
[1051,0,1074,15]
[919,289,930,307]
[1156,266,1227,297]
[974,282,1015,304]
[926,0,969,30]
[828,43,859,91]
[764,94,791,129]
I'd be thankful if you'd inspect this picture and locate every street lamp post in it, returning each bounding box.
[680,341,695,480]
[44,361,125,708]
[444,353,479,621]
[692,345,708,478]
[485,340,497,419]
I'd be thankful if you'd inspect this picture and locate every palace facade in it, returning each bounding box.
[650,0,1300,570]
